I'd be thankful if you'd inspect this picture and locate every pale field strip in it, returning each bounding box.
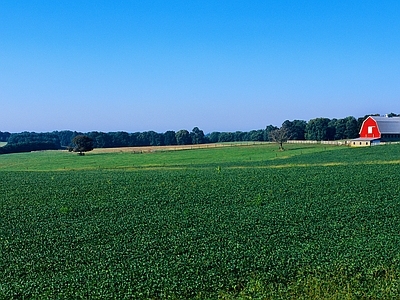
[90,142,270,154]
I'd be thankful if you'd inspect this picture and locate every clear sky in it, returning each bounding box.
[1,1,399,133]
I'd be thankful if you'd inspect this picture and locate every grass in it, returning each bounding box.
[0,143,341,171]
[1,142,400,298]
[1,142,399,172]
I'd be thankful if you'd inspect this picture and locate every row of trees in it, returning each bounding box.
[0,132,11,142]
[0,141,59,155]
[54,127,207,148]
[1,114,398,153]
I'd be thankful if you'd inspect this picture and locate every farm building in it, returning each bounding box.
[351,115,400,147]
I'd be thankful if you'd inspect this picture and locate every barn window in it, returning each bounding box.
[368,126,373,134]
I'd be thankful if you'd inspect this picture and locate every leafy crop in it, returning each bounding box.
[1,145,400,298]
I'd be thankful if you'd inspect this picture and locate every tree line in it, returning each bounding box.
[1,114,398,154]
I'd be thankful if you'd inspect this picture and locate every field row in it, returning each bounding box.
[1,161,400,298]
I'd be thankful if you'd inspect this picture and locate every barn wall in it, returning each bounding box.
[359,117,381,138]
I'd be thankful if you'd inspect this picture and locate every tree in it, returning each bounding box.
[305,118,330,141]
[208,132,220,143]
[0,131,11,142]
[0,141,59,155]
[233,131,247,142]
[71,135,93,155]
[175,130,191,145]
[164,131,177,145]
[8,132,61,148]
[281,120,307,140]
[191,127,205,144]
[269,126,290,150]
[331,118,345,140]
[218,132,234,143]
[344,116,359,139]
[265,125,279,141]
[248,130,264,141]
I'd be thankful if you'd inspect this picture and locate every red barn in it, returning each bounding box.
[351,116,400,146]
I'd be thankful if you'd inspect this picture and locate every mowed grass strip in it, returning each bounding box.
[1,142,399,171]
[0,143,340,171]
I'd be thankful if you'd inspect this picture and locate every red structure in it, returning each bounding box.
[352,115,400,147]
[357,115,400,142]
[359,116,381,139]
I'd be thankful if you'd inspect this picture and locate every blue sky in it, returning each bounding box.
[1,1,399,133]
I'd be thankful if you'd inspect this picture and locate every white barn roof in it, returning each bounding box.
[373,116,400,134]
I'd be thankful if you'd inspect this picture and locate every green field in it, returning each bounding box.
[1,144,400,299]
[0,143,334,171]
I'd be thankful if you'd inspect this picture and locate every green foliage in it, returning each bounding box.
[0,131,11,142]
[71,135,94,155]
[305,117,331,141]
[1,145,400,298]
[175,129,191,145]
[7,132,61,147]
[0,141,60,155]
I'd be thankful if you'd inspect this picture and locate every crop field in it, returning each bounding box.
[1,144,400,299]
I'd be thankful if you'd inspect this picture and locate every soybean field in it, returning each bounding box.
[1,144,400,299]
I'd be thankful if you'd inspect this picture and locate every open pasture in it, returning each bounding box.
[1,144,400,299]
[0,143,334,171]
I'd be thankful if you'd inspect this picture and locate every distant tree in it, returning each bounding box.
[107,131,130,147]
[305,118,330,141]
[233,131,247,142]
[53,130,80,147]
[208,132,220,143]
[0,131,11,142]
[269,126,291,150]
[147,131,164,146]
[344,116,359,139]
[218,132,234,143]
[0,141,59,155]
[8,132,61,148]
[164,131,177,145]
[331,118,345,140]
[248,130,264,141]
[265,125,279,141]
[87,131,112,148]
[281,120,307,140]
[175,130,191,145]
[70,135,93,155]
[135,132,150,146]
[191,127,205,144]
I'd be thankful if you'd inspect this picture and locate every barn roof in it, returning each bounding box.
[373,116,400,134]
